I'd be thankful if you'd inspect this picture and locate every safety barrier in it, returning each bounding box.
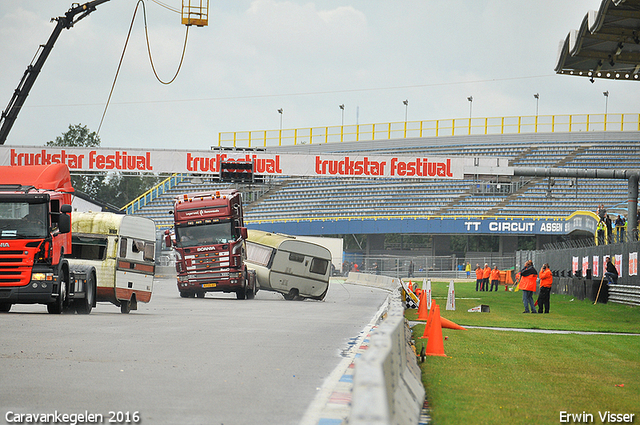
[346,273,425,425]
[608,285,640,307]
[219,113,640,148]
[345,272,400,292]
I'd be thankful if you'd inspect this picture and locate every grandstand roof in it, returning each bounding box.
[555,0,640,81]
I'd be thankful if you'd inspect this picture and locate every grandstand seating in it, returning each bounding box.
[130,135,640,228]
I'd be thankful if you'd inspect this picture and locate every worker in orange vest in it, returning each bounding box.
[519,260,538,313]
[475,264,483,291]
[482,263,491,291]
[490,265,500,292]
[537,263,553,314]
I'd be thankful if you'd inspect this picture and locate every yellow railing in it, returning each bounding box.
[218,113,640,148]
[121,173,189,215]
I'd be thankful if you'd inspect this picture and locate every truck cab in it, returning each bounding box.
[167,190,256,299]
[0,164,95,314]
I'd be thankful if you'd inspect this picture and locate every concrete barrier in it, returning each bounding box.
[347,275,425,425]
[345,271,400,292]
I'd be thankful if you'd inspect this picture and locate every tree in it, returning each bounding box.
[48,123,100,147]
[48,124,103,198]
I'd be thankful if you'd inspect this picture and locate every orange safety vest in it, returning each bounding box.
[483,267,491,279]
[519,272,538,292]
[475,268,483,279]
[539,269,553,288]
[490,269,500,281]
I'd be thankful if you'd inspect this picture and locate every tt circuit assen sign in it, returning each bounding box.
[1,146,465,179]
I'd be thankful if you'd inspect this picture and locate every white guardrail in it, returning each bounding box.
[345,272,425,425]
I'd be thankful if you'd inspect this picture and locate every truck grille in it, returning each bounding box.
[184,252,230,272]
[0,249,31,285]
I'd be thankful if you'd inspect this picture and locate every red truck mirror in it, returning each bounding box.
[164,229,172,247]
[240,227,248,240]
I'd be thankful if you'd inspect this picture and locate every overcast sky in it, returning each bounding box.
[1,0,636,150]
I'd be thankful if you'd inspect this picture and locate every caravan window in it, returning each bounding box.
[246,242,273,267]
[143,242,155,262]
[120,237,127,258]
[310,257,329,275]
[69,235,108,261]
[289,252,305,263]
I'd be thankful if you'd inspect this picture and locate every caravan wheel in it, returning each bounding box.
[283,288,299,301]
[120,300,131,314]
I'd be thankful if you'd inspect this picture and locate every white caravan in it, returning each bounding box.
[68,212,156,313]
[245,229,331,300]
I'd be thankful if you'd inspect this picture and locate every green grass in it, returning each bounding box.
[406,280,640,424]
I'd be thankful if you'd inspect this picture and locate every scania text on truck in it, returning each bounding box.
[165,190,256,299]
[68,212,156,313]
[0,164,96,314]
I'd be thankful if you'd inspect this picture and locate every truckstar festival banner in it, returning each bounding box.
[1,146,465,179]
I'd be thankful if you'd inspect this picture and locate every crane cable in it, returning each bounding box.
[98,0,189,135]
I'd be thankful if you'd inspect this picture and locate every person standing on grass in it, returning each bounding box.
[465,262,471,279]
[482,263,491,291]
[538,263,552,314]
[475,264,483,291]
[519,260,538,313]
[490,265,500,292]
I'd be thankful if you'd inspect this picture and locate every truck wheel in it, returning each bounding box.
[75,273,95,314]
[196,291,205,298]
[246,285,255,299]
[0,303,11,313]
[120,299,131,314]
[47,276,66,314]
[179,291,191,298]
[236,288,246,300]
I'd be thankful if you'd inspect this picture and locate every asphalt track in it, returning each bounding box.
[0,276,389,425]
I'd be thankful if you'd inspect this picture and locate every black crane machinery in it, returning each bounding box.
[0,0,111,146]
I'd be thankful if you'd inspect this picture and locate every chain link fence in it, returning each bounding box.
[340,254,517,280]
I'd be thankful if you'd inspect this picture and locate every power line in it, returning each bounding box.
[37,74,558,110]
[149,0,180,13]
[97,0,189,135]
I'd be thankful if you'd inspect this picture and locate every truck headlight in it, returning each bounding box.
[32,273,53,281]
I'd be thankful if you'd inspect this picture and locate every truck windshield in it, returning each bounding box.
[176,221,234,247]
[0,201,47,238]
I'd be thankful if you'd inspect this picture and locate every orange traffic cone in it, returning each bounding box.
[425,304,447,357]
[418,301,436,339]
[440,316,467,331]
[417,289,429,321]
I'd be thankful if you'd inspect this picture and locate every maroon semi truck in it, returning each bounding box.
[166,189,256,299]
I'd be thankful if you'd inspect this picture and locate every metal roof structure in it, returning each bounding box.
[555,0,640,82]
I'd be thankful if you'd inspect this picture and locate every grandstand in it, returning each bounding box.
[132,131,640,251]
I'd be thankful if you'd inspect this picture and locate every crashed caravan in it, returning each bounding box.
[245,229,331,300]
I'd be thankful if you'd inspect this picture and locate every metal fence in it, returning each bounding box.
[341,254,516,280]
[219,113,640,148]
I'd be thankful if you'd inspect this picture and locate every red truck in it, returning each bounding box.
[0,164,96,313]
[166,189,256,299]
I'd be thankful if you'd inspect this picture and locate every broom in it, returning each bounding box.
[593,274,606,305]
